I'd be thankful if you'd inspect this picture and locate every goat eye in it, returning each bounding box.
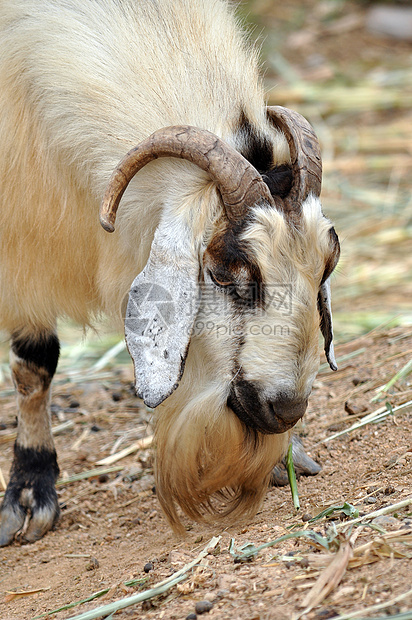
[209,271,233,289]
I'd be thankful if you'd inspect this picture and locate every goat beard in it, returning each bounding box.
[154,387,291,534]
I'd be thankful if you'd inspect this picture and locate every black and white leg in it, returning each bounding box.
[0,332,60,546]
[270,435,321,487]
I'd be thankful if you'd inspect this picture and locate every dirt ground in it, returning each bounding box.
[1,326,411,620]
[1,1,412,619]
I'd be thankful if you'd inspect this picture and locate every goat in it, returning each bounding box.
[0,0,340,545]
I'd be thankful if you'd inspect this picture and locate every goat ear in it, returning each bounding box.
[124,225,200,408]
[318,277,337,371]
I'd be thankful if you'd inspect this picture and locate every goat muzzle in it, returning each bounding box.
[227,380,308,434]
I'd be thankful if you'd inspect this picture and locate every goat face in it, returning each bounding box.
[100,107,340,529]
[100,107,339,432]
[201,198,339,435]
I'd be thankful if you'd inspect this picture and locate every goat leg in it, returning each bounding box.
[0,332,60,546]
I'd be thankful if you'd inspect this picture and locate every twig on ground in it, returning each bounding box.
[336,497,412,530]
[95,435,153,466]
[295,539,354,618]
[372,358,412,402]
[314,399,412,445]
[56,465,124,486]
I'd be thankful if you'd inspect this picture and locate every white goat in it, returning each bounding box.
[0,0,340,544]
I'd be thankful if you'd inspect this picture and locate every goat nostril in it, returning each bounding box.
[271,397,308,424]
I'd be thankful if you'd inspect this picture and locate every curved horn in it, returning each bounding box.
[266,106,322,214]
[100,125,274,232]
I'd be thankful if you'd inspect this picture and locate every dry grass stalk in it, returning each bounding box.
[372,358,412,402]
[349,532,412,568]
[95,435,153,465]
[295,539,354,617]
[70,428,90,452]
[176,561,211,594]
[0,467,6,491]
[56,465,124,486]
[316,399,412,445]
[4,587,51,603]
[336,497,412,530]
[291,529,412,572]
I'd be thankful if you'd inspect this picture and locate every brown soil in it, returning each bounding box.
[1,326,411,620]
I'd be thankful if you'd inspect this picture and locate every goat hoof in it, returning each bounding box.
[0,445,60,546]
[0,484,60,546]
[270,435,321,487]
[0,502,25,547]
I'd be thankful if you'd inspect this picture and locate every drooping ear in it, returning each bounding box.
[318,277,337,371]
[124,223,200,408]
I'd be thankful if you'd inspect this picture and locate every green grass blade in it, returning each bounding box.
[286,443,300,511]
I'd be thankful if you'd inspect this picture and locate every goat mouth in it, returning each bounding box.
[227,389,294,435]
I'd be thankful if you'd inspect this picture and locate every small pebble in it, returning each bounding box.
[195,600,213,614]
[143,562,154,573]
[344,400,367,416]
[186,614,197,620]
[302,513,312,522]
[352,377,363,386]
[213,590,229,601]
[69,400,80,409]
[372,516,399,528]
[85,557,99,571]
[364,496,377,504]
[141,600,154,611]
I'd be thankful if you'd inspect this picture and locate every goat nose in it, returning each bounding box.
[271,396,308,426]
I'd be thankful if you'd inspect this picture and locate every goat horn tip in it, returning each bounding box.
[100,214,115,233]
